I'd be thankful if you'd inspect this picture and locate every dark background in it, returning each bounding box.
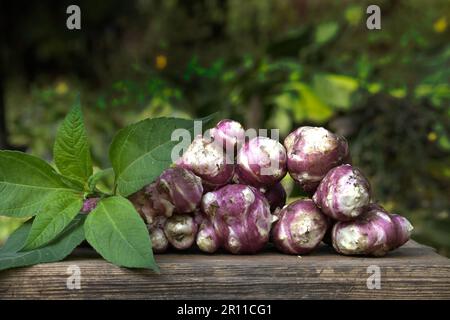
[0,0,449,255]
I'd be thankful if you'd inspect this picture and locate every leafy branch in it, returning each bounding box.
[0,96,211,271]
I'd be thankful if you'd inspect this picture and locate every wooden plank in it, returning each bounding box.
[0,240,449,299]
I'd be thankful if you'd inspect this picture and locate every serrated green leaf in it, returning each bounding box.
[110,116,213,197]
[0,151,78,218]
[54,97,93,185]
[60,175,85,192]
[84,196,158,271]
[0,215,85,271]
[22,191,83,250]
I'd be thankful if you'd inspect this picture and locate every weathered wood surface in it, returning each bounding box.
[0,240,449,299]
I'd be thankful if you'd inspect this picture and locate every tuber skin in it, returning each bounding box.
[199,184,276,254]
[236,136,287,188]
[389,213,414,249]
[177,134,234,190]
[81,197,100,214]
[194,209,220,253]
[149,212,204,253]
[129,187,158,222]
[313,164,371,221]
[332,204,413,256]
[127,167,203,252]
[149,228,169,253]
[271,199,328,255]
[164,213,198,250]
[210,119,245,154]
[263,182,287,212]
[157,167,203,213]
[196,219,221,253]
[284,126,350,193]
[129,167,203,224]
[147,215,169,253]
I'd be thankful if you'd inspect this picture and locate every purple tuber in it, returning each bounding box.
[236,136,287,188]
[284,126,350,193]
[332,204,413,256]
[177,134,234,190]
[210,119,245,153]
[196,219,221,253]
[389,213,414,249]
[157,167,204,213]
[198,184,276,254]
[313,164,371,221]
[271,199,328,254]
[129,167,203,224]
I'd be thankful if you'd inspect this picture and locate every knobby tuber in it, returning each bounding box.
[164,214,198,250]
[271,199,328,254]
[284,126,349,194]
[147,215,169,253]
[210,119,245,153]
[129,167,203,224]
[129,120,413,257]
[236,136,287,188]
[199,184,276,254]
[196,219,220,253]
[129,167,204,252]
[313,164,371,221]
[177,134,234,190]
[332,204,413,256]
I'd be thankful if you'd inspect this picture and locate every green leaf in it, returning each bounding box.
[0,151,78,218]
[0,215,85,271]
[22,192,83,250]
[59,175,85,192]
[314,22,339,44]
[313,74,359,109]
[110,116,212,197]
[54,97,93,185]
[88,168,114,192]
[84,196,158,271]
[280,82,334,123]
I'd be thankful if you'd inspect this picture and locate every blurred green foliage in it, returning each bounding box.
[1,0,449,255]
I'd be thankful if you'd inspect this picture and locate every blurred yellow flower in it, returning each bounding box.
[156,54,168,70]
[428,132,438,142]
[433,17,447,33]
[55,81,68,95]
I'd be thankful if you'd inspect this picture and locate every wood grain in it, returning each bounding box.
[0,241,449,299]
